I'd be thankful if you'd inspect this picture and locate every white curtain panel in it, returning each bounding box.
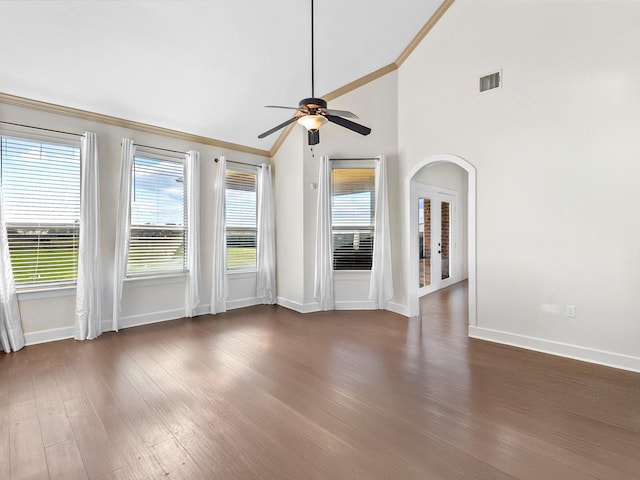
[112,138,135,331]
[75,132,103,340]
[369,155,394,308]
[210,155,228,314]
[0,184,24,353]
[184,150,200,317]
[256,163,276,304]
[313,155,334,310]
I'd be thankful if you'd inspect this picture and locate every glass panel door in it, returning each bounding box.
[416,186,456,297]
[440,201,451,280]
[418,197,431,288]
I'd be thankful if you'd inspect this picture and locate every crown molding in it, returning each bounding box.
[395,0,455,67]
[268,0,455,157]
[0,92,270,158]
[322,63,398,103]
[268,122,298,159]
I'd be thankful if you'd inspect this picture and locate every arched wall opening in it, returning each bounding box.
[405,154,476,327]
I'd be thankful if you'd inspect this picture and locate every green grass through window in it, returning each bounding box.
[227,247,256,269]
[9,248,78,285]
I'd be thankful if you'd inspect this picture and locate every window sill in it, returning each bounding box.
[124,273,187,287]
[333,270,372,281]
[17,284,77,301]
[227,269,257,279]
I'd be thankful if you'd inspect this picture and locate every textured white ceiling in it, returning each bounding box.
[0,0,444,151]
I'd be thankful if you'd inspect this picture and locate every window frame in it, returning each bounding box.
[330,159,377,272]
[126,151,189,278]
[225,163,258,273]
[0,132,82,291]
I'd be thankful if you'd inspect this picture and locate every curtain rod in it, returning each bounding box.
[134,143,187,155]
[0,120,84,138]
[215,158,264,168]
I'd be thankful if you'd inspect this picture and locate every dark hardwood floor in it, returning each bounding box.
[2,281,639,479]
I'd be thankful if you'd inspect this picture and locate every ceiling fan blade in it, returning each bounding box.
[265,105,299,110]
[258,117,298,139]
[326,115,371,136]
[323,108,358,119]
[308,129,320,146]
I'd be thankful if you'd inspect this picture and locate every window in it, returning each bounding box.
[225,167,257,270]
[0,135,81,286]
[127,154,187,276]
[331,163,375,270]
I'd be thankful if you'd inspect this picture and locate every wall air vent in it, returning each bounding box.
[479,70,501,92]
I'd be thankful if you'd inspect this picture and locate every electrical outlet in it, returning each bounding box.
[566,305,576,318]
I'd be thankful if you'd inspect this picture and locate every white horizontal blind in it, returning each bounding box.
[226,169,257,270]
[127,155,187,276]
[331,167,375,270]
[0,135,80,286]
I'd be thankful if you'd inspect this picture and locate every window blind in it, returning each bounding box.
[127,155,187,275]
[0,136,81,286]
[226,169,257,270]
[331,167,375,270]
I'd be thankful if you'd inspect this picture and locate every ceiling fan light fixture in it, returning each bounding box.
[297,114,327,132]
[257,0,371,144]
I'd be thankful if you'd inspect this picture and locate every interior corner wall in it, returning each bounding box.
[398,0,640,370]
[272,126,306,309]
[0,101,268,343]
[296,70,400,310]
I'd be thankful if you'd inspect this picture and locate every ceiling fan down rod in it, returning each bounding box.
[311,0,315,98]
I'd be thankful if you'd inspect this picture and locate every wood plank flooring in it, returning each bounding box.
[1,281,639,479]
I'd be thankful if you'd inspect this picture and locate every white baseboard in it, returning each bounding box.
[468,326,640,373]
[101,306,212,332]
[115,308,186,330]
[24,326,75,346]
[22,298,405,347]
[226,297,261,310]
[334,300,376,310]
[277,296,410,316]
[386,301,409,317]
[276,297,376,313]
[276,297,320,313]
[105,299,258,330]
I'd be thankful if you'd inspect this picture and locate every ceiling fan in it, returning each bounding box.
[258,0,372,146]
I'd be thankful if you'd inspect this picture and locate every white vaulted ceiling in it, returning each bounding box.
[0,0,446,152]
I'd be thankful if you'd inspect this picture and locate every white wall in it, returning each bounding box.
[398,0,640,370]
[272,124,306,310]
[0,101,268,343]
[272,70,400,312]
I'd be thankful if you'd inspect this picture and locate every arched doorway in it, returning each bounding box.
[405,154,476,327]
